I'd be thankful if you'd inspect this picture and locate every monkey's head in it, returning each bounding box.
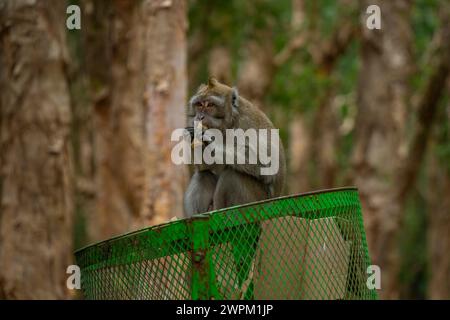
[187,77,239,130]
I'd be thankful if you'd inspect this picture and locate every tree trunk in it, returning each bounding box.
[140,0,188,227]
[90,0,146,241]
[427,154,450,299]
[0,0,73,299]
[288,117,311,194]
[426,60,450,298]
[351,0,413,299]
[310,87,340,189]
[90,0,188,241]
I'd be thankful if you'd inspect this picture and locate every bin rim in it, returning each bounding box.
[74,186,359,255]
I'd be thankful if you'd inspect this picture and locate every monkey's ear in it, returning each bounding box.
[208,77,218,87]
[231,87,239,110]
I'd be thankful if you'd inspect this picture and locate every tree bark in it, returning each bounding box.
[0,0,73,299]
[89,0,188,241]
[288,116,311,194]
[426,22,450,296]
[310,88,340,189]
[427,154,450,299]
[91,0,146,241]
[352,0,415,299]
[140,0,188,227]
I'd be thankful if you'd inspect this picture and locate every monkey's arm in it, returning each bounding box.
[208,136,283,192]
[184,170,217,216]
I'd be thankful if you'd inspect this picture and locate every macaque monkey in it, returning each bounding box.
[184,78,286,217]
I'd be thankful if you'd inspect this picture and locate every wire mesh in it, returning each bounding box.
[75,187,378,300]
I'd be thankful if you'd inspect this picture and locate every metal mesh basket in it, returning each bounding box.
[75,187,377,300]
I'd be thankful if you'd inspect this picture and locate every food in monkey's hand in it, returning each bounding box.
[185,121,212,148]
[185,126,195,139]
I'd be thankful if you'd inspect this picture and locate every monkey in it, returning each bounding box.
[183,77,286,217]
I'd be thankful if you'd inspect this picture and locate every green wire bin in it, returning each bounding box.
[75,187,377,300]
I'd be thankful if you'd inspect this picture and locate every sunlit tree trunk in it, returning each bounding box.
[89,0,188,241]
[140,0,188,227]
[0,0,73,299]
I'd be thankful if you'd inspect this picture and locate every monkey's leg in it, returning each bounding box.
[213,168,266,298]
[184,170,217,217]
[213,168,269,210]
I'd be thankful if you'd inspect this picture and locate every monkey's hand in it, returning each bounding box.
[201,130,215,143]
[185,126,195,139]
[185,126,214,148]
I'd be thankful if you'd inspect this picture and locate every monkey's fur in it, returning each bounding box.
[184,78,286,217]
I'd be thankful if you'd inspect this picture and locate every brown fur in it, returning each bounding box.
[184,78,286,216]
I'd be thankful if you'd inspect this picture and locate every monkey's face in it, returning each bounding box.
[187,78,237,130]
